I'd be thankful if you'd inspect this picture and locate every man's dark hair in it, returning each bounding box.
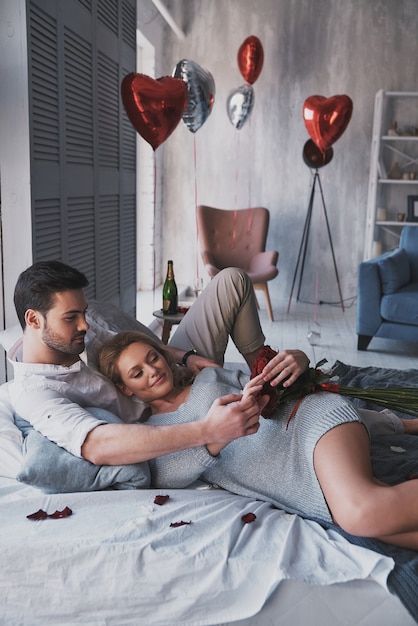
[14,261,89,329]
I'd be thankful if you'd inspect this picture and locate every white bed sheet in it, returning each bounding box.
[1,480,396,626]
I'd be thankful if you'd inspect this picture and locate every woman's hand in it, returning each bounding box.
[261,349,309,388]
[242,373,265,400]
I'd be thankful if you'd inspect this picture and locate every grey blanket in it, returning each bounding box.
[316,361,418,623]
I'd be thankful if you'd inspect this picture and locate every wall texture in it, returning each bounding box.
[138,0,418,310]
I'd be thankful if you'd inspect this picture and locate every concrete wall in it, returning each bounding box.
[142,0,418,309]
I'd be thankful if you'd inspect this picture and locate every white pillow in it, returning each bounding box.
[0,383,24,479]
[0,324,22,354]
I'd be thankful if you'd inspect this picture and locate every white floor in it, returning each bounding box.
[227,298,418,371]
[137,289,418,372]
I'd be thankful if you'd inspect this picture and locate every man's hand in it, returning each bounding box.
[261,349,309,388]
[185,353,219,374]
[203,391,267,456]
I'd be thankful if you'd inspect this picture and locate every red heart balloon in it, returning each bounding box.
[237,36,264,85]
[121,73,187,151]
[303,95,353,153]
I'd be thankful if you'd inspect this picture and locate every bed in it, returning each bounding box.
[1,309,418,625]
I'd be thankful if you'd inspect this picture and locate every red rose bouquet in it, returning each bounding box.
[251,346,418,425]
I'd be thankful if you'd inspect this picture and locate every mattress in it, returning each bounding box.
[1,480,414,626]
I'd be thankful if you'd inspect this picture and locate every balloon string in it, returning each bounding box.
[313,171,324,325]
[313,270,319,324]
[232,132,240,249]
[248,115,252,208]
[153,153,157,311]
[194,134,200,280]
[247,208,253,235]
[246,117,253,235]
[232,209,238,249]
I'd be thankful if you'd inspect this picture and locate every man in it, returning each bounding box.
[9,261,309,465]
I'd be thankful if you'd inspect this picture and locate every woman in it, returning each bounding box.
[99,331,418,550]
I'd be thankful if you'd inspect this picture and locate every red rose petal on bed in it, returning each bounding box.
[154,495,170,505]
[26,508,48,521]
[48,507,73,519]
[241,512,257,524]
[170,520,192,527]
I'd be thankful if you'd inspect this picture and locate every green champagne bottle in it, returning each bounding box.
[162,260,178,314]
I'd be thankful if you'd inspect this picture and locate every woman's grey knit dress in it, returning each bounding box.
[147,367,362,523]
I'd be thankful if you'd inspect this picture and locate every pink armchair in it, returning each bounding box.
[196,205,279,321]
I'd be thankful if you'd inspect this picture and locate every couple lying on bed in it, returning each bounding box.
[9,261,418,551]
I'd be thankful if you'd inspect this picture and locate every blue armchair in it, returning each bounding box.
[357,226,418,350]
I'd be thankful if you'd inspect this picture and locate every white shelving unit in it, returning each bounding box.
[364,90,418,260]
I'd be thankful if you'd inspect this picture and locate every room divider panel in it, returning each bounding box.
[28,0,137,315]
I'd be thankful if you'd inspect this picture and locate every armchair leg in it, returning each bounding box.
[254,282,274,322]
[357,335,372,351]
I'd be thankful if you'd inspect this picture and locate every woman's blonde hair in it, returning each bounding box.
[98,331,195,390]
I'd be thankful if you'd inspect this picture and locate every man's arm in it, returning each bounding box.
[81,392,261,465]
[165,345,218,373]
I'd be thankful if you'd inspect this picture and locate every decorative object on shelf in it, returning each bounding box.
[407,195,418,222]
[397,212,406,222]
[388,161,402,179]
[387,121,399,136]
[373,241,383,256]
[377,207,387,221]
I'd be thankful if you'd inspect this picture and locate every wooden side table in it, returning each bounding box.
[152,309,185,344]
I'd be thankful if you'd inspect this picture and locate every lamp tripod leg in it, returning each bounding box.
[316,176,345,312]
[287,174,316,313]
[287,171,345,314]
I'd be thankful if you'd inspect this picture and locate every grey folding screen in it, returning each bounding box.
[28,0,137,314]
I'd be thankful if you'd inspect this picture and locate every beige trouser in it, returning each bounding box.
[358,408,404,437]
[169,267,265,364]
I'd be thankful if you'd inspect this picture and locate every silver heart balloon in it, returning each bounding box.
[226,85,255,130]
[173,59,216,133]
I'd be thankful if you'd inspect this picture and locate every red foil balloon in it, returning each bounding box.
[303,95,353,153]
[121,73,187,151]
[237,36,264,85]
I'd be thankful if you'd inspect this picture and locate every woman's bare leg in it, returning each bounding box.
[314,422,418,550]
[402,418,418,435]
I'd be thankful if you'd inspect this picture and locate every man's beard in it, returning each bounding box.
[42,325,86,356]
